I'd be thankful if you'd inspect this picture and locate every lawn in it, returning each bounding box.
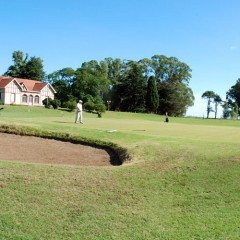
[0,106,240,239]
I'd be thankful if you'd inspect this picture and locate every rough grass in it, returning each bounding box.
[0,106,240,239]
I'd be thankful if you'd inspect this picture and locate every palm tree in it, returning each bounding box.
[213,94,222,119]
[201,91,216,118]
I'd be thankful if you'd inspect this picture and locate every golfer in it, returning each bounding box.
[75,100,83,124]
[165,112,169,123]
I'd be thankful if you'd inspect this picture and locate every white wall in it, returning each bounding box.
[1,81,55,106]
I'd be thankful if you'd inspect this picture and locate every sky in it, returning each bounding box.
[1,0,240,117]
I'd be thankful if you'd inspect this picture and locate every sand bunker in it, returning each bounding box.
[0,133,118,166]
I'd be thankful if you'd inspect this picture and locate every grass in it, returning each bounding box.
[0,105,240,239]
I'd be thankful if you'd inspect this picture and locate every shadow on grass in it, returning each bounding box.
[58,108,74,112]
[52,121,74,124]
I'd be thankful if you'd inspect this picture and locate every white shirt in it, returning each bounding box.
[76,102,82,112]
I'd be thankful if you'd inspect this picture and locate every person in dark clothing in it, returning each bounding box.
[165,112,169,122]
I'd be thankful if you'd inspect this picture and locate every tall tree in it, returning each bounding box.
[5,50,45,81]
[143,55,194,116]
[213,94,222,119]
[52,80,71,106]
[138,58,153,78]
[48,68,75,106]
[48,68,75,85]
[227,78,240,116]
[4,51,28,77]
[23,57,45,81]
[222,101,230,119]
[158,80,194,116]
[71,60,109,104]
[201,91,216,118]
[146,76,159,113]
[230,102,238,119]
[104,57,123,84]
[113,61,146,112]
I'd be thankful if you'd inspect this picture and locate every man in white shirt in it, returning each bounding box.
[75,100,83,124]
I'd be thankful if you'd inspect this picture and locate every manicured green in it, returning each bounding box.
[0,106,240,239]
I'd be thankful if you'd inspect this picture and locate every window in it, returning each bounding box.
[22,94,27,103]
[34,95,39,104]
[29,95,33,104]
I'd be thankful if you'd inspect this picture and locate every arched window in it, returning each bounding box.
[22,94,27,103]
[29,95,33,104]
[34,95,40,104]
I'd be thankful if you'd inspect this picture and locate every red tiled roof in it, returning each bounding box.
[0,76,48,92]
[16,78,47,91]
[32,82,47,91]
[0,77,13,88]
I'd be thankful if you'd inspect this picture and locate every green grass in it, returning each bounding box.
[0,106,240,239]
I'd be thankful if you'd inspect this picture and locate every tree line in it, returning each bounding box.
[202,80,240,119]
[3,50,196,116]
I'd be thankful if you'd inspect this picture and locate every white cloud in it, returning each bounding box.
[229,45,238,51]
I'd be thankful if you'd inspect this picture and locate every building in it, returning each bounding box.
[0,76,56,106]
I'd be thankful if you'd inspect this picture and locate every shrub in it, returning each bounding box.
[66,100,76,111]
[42,97,52,108]
[51,99,61,109]
[95,104,106,113]
[84,102,95,112]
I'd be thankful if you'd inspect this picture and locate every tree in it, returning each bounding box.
[48,68,75,86]
[201,91,216,118]
[156,56,193,116]
[138,58,153,78]
[222,101,230,119]
[41,54,194,116]
[23,57,45,80]
[71,60,110,104]
[227,78,240,116]
[230,102,238,119]
[4,51,28,77]
[150,55,192,85]
[52,80,72,106]
[5,50,45,81]
[48,68,75,106]
[158,80,194,116]
[146,76,159,113]
[213,94,222,119]
[104,57,123,84]
[139,55,194,116]
[113,61,146,112]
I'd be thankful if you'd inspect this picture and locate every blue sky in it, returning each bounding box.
[1,0,240,117]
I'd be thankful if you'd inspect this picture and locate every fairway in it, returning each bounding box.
[0,106,240,240]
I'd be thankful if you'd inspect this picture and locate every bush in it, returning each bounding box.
[84,102,95,112]
[43,98,61,109]
[83,102,106,113]
[51,99,61,109]
[42,97,52,108]
[66,100,77,111]
[95,104,106,113]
